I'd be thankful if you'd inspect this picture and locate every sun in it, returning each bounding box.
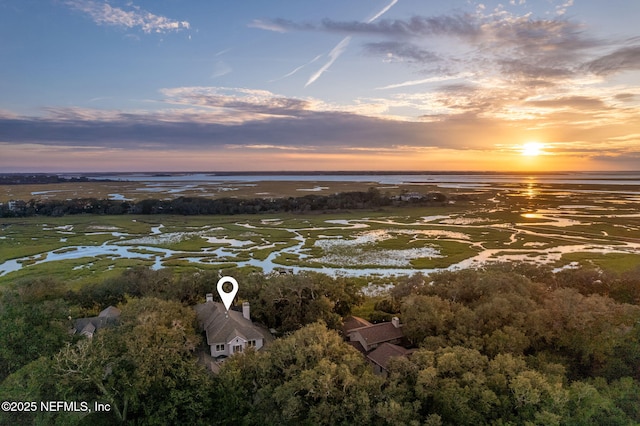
[522,142,544,156]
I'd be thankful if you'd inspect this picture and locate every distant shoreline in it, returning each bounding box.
[3,171,640,186]
[3,170,640,177]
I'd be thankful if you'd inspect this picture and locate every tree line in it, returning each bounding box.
[0,188,449,217]
[1,264,639,424]
[0,175,100,185]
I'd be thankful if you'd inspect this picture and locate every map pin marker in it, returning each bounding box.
[217,276,238,311]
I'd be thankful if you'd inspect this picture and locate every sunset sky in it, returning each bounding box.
[1,0,639,172]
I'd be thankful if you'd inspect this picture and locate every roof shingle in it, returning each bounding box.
[350,322,403,346]
[343,316,373,334]
[367,343,411,370]
[195,302,264,345]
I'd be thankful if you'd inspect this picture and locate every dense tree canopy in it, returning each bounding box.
[1,264,639,424]
[54,297,212,424]
[238,270,363,332]
[0,278,71,381]
[215,322,384,425]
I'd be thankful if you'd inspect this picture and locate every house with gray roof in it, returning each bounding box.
[347,316,404,352]
[195,294,269,358]
[367,343,413,377]
[72,306,121,339]
[343,316,413,375]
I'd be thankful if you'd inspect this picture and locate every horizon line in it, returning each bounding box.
[3,170,639,175]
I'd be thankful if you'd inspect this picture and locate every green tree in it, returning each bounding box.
[0,357,64,425]
[0,279,71,381]
[216,322,383,425]
[530,287,640,378]
[54,297,215,424]
[243,272,361,332]
[401,295,456,345]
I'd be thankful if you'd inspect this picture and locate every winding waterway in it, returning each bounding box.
[2,172,639,278]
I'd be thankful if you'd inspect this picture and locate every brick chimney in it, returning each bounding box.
[392,316,400,328]
[206,293,213,303]
[242,302,250,321]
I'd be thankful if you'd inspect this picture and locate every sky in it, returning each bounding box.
[1,0,639,172]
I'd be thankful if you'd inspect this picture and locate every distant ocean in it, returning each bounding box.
[89,171,640,187]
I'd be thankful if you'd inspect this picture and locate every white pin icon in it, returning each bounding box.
[217,276,239,311]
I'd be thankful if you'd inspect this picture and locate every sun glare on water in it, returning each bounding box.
[522,142,544,156]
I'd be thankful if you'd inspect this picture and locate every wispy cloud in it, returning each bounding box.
[525,96,606,110]
[364,41,438,64]
[255,7,605,91]
[64,0,190,34]
[270,55,322,82]
[555,0,574,16]
[305,36,352,87]
[159,86,313,117]
[228,144,312,151]
[586,45,640,76]
[376,73,474,90]
[211,60,232,78]
[248,18,313,33]
[305,0,399,87]
[248,19,287,33]
[252,1,401,87]
[367,0,399,23]
[317,14,481,38]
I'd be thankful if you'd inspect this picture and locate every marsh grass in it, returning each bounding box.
[2,185,639,285]
[558,252,640,272]
[162,259,237,269]
[0,257,153,287]
[1,240,68,261]
[273,252,303,267]
[410,241,480,268]
[250,242,296,261]
[129,248,159,255]
[161,235,213,251]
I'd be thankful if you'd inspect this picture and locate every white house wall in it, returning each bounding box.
[228,336,248,354]
[210,337,264,357]
[210,344,228,357]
